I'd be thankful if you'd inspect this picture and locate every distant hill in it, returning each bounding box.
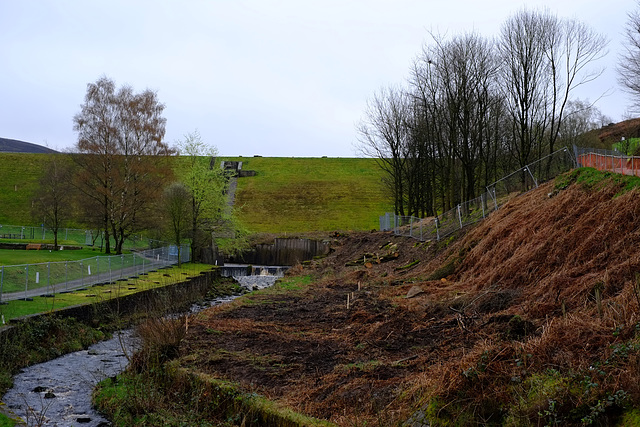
[0,137,57,154]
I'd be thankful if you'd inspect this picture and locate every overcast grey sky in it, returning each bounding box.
[0,0,635,156]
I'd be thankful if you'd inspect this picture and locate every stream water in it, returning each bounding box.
[2,270,283,426]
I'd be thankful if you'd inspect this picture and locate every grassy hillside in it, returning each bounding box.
[222,156,390,232]
[0,153,390,234]
[0,153,50,225]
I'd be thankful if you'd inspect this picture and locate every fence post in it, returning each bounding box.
[81,261,84,287]
[25,265,29,300]
[435,217,440,241]
[493,187,498,211]
[457,205,463,229]
[481,193,486,218]
[525,166,538,188]
[0,266,3,303]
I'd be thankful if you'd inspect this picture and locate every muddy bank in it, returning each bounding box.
[177,172,640,425]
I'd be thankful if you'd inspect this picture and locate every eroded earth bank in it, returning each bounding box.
[99,169,640,426]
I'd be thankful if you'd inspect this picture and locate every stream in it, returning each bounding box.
[2,269,283,426]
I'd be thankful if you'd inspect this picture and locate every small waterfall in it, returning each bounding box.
[221,263,288,291]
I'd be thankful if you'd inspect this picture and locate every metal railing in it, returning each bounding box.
[574,146,640,177]
[380,147,575,241]
[0,244,190,303]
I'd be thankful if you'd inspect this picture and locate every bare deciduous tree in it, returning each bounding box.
[500,9,607,169]
[411,32,504,212]
[557,99,607,147]
[357,86,412,216]
[32,155,74,250]
[499,9,555,168]
[359,9,607,220]
[163,182,191,266]
[73,76,172,254]
[545,17,608,159]
[618,2,640,113]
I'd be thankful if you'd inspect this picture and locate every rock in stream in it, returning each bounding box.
[2,330,138,427]
[1,270,282,426]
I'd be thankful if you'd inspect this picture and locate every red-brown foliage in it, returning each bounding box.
[179,170,640,425]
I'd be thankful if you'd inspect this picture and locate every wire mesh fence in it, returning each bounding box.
[380,147,575,242]
[0,224,163,249]
[0,244,190,303]
[574,145,640,177]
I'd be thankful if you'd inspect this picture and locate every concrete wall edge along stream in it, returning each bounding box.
[0,268,220,342]
[0,269,223,424]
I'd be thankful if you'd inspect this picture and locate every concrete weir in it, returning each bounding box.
[220,263,288,278]
[221,263,288,291]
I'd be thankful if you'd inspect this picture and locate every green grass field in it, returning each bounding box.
[0,263,213,322]
[0,153,390,234]
[222,156,390,232]
[0,247,104,266]
[0,153,51,225]
[0,247,181,296]
[612,137,640,155]
[0,412,17,427]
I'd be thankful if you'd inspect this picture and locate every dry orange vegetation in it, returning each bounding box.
[179,168,640,426]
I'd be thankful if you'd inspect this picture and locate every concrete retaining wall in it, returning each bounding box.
[0,269,220,338]
[229,238,329,266]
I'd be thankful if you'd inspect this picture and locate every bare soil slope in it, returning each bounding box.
[180,168,640,426]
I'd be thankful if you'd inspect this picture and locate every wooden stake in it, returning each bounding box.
[347,293,350,309]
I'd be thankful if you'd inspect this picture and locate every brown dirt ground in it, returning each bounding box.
[179,171,640,426]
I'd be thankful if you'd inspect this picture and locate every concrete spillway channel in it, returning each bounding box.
[221,263,289,290]
[1,264,286,426]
